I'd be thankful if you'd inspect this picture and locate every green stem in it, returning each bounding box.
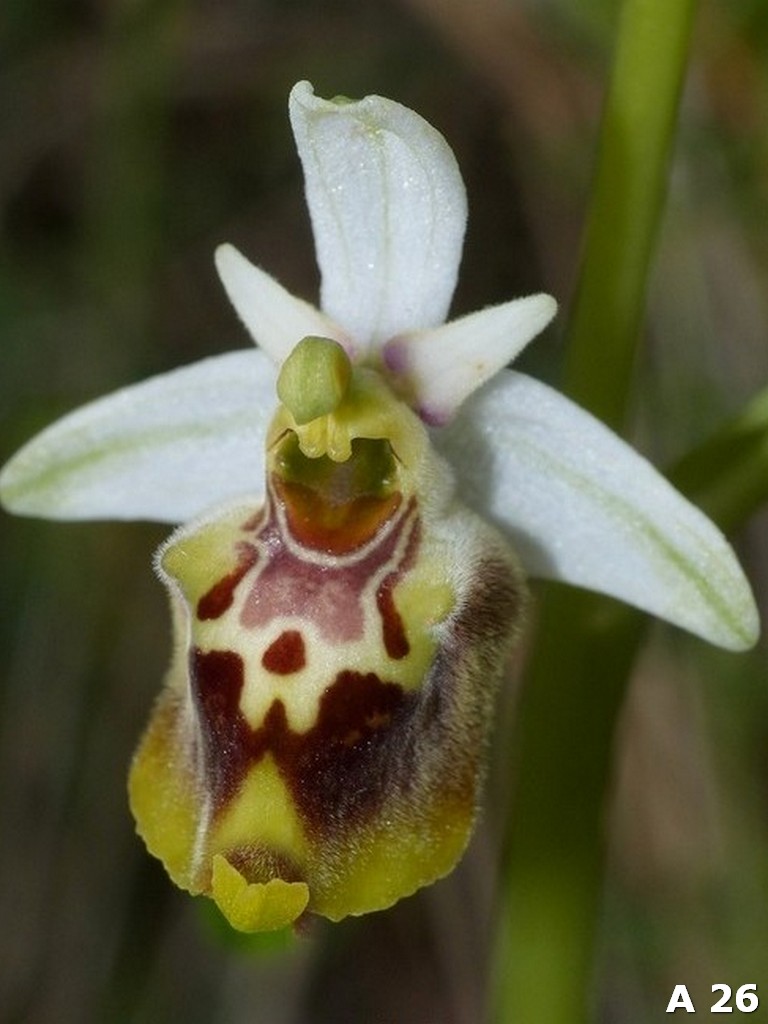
[493,591,643,1024]
[492,0,698,1020]
[564,0,698,431]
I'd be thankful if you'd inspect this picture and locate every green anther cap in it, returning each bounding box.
[277,336,352,426]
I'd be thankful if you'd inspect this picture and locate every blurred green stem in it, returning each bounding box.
[565,0,698,431]
[492,0,698,1021]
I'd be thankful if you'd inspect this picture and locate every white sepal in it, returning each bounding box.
[289,81,467,352]
[0,350,275,524]
[384,293,557,424]
[214,244,346,362]
[437,370,760,650]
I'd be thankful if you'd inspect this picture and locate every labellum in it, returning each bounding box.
[129,338,526,931]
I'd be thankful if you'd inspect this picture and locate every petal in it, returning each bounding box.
[436,371,760,650]
[214,244,348,363]
[0,350,275,524]
[383,293,558,424]
[289,81,467,351]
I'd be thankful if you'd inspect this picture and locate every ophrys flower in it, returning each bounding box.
[0,82,758,933]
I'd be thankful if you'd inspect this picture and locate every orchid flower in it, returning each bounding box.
[0,82,758,934]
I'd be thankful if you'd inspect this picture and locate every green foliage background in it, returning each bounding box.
[1,1,766,1021]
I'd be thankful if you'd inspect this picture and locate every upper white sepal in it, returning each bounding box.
[289,81,467,352]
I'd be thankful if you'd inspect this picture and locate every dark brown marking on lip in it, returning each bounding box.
[375,516,422,659]
[189,538,527,846]
[191,649,251,805]
[293,670,409,829]
[376,586,409,660]
[261,630,306,675]
[191,649,411,833]
[197,542,258,621]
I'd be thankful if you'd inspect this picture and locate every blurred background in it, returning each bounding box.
[1,0,767,1021]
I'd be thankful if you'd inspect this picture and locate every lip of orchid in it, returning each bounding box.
[126,314,526,931]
